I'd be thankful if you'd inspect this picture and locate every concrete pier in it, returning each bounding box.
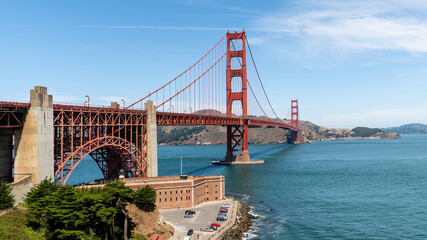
[14,86,54,184]
[212,155,264,165]
[145,100,158,177]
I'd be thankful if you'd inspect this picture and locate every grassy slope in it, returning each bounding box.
[0,209,44,240]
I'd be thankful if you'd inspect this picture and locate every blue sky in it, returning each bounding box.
[1,0,427,128]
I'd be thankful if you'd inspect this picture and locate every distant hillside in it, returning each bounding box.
[382,123,427,134]
[352,127,383,137]
[156,113,400,145]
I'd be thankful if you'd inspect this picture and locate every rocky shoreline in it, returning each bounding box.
[219,202,256,240]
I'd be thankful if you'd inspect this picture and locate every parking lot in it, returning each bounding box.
[160,199,235,240]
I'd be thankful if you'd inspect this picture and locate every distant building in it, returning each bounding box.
[124,175,225,209]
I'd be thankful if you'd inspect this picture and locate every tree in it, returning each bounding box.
[0,181,14,210]
[134,185,156,212]
[25,179,140,240]
[102,181,134,240]
[25,178,58,205]
[25,178,59,231]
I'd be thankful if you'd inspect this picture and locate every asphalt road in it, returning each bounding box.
[160,200,233,240]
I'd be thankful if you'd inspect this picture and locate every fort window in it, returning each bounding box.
[159,192,161,195]
[181,197,183,200]
[159,198,161,202]
[170,197,172,201]
[181,190,183,194]
[176,191,177,194]
[165,198,167,202]
[176,197,177,201]
[170,191,172,194]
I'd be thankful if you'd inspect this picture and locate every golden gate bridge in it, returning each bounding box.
[0,30,300,185]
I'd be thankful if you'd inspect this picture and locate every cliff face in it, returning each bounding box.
[157,116,400,145]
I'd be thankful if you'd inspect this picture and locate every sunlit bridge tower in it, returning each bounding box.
[290,99,300,143]
[225,30,250,162]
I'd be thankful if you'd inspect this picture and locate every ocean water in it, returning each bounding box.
[69,135,427,239]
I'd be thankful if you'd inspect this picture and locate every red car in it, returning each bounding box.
[211,223,221,227]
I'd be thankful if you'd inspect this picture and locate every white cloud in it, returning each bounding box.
[313,107,427,129]
[253,0,427,54]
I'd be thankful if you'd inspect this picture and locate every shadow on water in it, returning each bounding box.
[251,144,297,158]
[267,144,300,158]
[185,164,225,176]
[185,144,299,176]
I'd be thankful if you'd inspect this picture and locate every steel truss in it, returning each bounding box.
[53,106,148,185]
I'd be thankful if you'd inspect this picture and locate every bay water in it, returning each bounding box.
[69,135,427,239]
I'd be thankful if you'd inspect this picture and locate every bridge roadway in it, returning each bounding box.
[0,101,297,130]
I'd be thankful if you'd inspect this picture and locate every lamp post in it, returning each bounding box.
[167,105,174,113]
[121,99,125,109]
[85,95,90,107]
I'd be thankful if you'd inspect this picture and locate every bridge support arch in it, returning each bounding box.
[55,136,147,185]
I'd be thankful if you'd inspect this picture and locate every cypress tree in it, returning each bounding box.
[0,181,14,210]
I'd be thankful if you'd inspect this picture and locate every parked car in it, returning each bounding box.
[209,225,218,230]
[217,215,227,221]
[219,209,228,213]
[185,210,196,215]
[211,223,221,227]
[184,214,193,218]
[221,205,230,208]
[187,229,194,235]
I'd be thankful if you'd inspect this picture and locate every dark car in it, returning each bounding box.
[185,210,196,215]
[187,229,194,235]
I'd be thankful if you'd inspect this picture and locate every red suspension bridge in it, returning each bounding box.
[0,30,300,185]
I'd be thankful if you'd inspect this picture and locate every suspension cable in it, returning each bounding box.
[156,32,244,109]
[246,35,282,121]
[231,44,273,122]
[125,32,227,110]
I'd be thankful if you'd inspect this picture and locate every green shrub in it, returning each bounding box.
[134,185,156,212]
[0,181,14,210]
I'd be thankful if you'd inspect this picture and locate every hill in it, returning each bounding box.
[382,123,427,134]
[156,114,401,145]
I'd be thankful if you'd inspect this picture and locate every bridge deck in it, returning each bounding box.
[0,101,297,130]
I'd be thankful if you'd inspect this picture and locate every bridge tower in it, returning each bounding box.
[290,99,300,143]
[225,30,250,162]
